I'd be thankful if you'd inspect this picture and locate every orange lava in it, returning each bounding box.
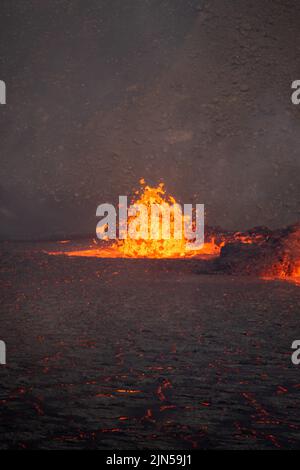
[262,225,300,285]
[50,179,223,259]
[46,179,300,285]
[264,264,300,285]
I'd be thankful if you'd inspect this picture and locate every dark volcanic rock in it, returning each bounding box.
[213,223,300,277]
[215,242,276,275]
[0,241,300,449]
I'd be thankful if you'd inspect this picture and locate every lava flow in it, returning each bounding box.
[262,225,300,284]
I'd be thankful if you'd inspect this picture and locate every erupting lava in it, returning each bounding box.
[51,179,223,259]
[47,179,300,285]
[112,179,218,258]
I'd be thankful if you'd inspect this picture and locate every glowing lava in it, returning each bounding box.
[263,225,300,284]
[47,180,300,285]
[112,179,219,258]
[50,179,222,259]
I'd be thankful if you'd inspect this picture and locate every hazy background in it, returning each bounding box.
[0,0,299,239]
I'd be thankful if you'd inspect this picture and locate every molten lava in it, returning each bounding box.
[47,179,300,285]
[50,180,223,259]
[113,179,219,258]
[262,225,300,284]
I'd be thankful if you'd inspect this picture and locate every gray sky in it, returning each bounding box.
[0,0,299,239]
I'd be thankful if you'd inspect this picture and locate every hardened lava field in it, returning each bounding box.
[0,242,299,449]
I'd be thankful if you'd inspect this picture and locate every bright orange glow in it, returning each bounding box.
[113,179,219,258]
[47,180,300,285]
[50,179,223,259]
[262,226,300,285]
[263,264,300,285]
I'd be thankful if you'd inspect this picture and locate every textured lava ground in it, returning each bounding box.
[0,241,300,449]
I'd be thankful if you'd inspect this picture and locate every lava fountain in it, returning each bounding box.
[112,178,219,258]
[50,179,222,259]
[47,179,300,285]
